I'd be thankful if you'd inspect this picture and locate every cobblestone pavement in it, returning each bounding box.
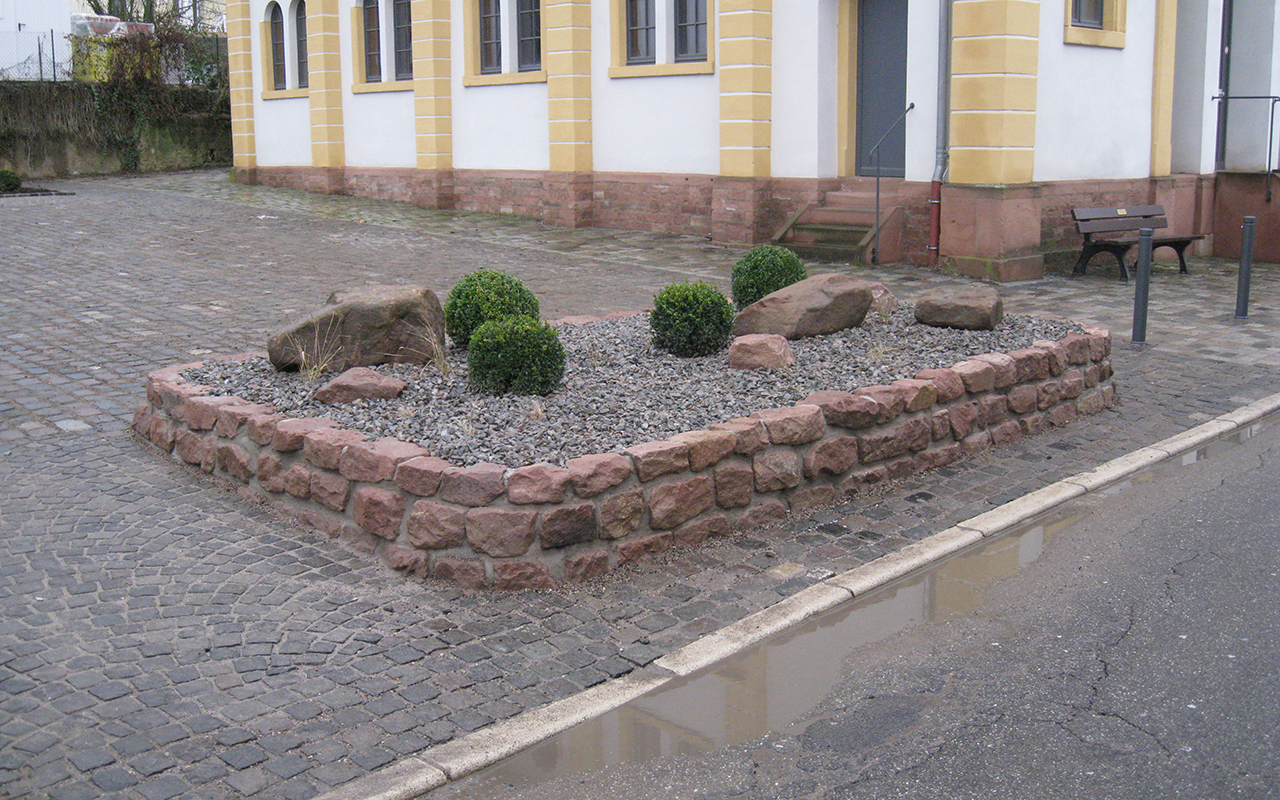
[1,169,1277,800]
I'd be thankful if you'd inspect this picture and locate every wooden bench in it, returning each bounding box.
[1072,205,1205,281]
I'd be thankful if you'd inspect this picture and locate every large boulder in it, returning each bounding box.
[732,273,876,340]
[914,285,1004,331]
[268,285,446,372]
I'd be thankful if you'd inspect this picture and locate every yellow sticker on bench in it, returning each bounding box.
[1117,208,1128,215]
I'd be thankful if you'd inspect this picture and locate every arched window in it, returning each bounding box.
[269,2,285,90]
[295,0,308,88]
[363,0,381,82]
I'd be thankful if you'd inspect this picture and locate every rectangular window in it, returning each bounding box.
[479,0,502,74]
[673,0,706,62]
[393,0,412,79]
[364,1,382,81]
[295,1,308,88]
[516,0,541,72]
[626,0,655,65]
[1072,0,1104,28]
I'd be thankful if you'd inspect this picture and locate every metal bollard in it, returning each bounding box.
[1132,228,1153,345]
[1236,216,1257,319]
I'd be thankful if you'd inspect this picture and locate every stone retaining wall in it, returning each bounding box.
[133,327,1116,590]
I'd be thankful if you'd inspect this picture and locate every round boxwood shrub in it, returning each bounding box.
[649,281,735,358]
[467,316,565,396]
[731,244,807,310]
[0,170,21,193]
[444,269,540,349]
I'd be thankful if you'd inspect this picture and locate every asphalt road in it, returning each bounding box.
[442,418,1280,799]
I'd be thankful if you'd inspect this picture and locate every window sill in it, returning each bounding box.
[261,87,309,100]
[352,80,414,94]
[463,69,548,87]
[608,61,714,79]
[1064,24,1125,48]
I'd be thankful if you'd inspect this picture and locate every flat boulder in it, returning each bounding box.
[268,285,446,372]
[315,367,407,404]
[914,285,1004,331]
[732,273,875,339]
[727,334,795,370]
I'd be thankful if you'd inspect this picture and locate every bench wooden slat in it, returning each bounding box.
[1077,216,1169,235]
[1072,205,1164,222]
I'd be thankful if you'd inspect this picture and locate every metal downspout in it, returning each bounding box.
[929,0,952,267]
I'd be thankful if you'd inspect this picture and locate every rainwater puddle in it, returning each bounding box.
[430,417,1269,798]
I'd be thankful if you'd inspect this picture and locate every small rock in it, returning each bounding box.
[727,334,795,370]
[314,367,407,405]
[868,283,898,321]
[914,285,1004,331]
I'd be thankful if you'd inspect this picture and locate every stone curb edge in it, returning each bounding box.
[313,390,1280,800]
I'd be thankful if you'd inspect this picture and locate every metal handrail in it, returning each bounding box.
[867,102,914,263]
[1212,93,1280,202]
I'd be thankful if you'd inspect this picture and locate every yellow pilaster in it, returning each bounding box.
[226,0,256,168]
[949,0,1039,184]
[719,0,771,178]
[309,0,344,169]
[413,0,452,169]
[545,0,592,173]
[1150,0,1177,177]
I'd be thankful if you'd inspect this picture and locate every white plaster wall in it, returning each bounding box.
[590,0,719,175]
[771,0,837,179]
[904,0,942,182]
[449,0,549,171]
[1170,0,1222,175]
[250,0,314,166]
[344,91,418,166]
[1034,0,1156,181]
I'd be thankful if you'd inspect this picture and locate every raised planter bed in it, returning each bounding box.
[133,326,1115,590]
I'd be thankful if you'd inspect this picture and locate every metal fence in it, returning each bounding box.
[0,30,73,81]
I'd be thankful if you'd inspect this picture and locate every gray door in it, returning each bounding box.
[856,0,909,177]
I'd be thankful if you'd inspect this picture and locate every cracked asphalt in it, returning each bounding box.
[1,169,1278,800]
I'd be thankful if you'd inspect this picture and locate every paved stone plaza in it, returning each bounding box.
[1,170,1277,800]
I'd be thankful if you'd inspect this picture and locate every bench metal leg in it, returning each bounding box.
[1113,250,1130,282]
[1173,243,1190,274]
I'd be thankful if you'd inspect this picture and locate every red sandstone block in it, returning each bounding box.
[175,429,212,468]
[273,418,338,452]
[1077,391,1105,415]
[885,457,917,480]
[713,459,754,509]
[494,561,557,591]
[216,443,255,483]
[913,369,966,402]
[962,430,993,456]
[1037,381,1062,411]
[1098,359,1114,381]
[856,385,905,424]
[802,391,880,430]
[648,475,715,529]
[311,471,350,512]
[179,395,243,432]
[917,443,962,470]
[674,514,730,548]
[624,440,690,482]
[752,449,803,492]
[352,486,407,540]
[431,557,488,589]
[837,465,889,497]
[304,428,370,471]
[381,544,425,574]
[803,436,860,478]
[298,508,343,538]
[215,403,275,438]
[978,394,1008,427]
[615,532,673,567]
[1007,348,1050,382]
[567,453,633,497]
[1084,364,1100,388]
[341,438,430,484]
[1032,340,1070,375]
[395,456,454,497]
[857,416,931,464]
[989,420,1023,447]
[667,430,737,471]
[732,499,789,531]
[1060,371,1085,399]
[972,353,1018,388]
[952,360,996,393]
[539,503,598,549]
[508,463,572,504]
[257,452,285,493]
[1102,383,1117,407]
[599,487,645,539]
[152,379,205,413]
[1007,384,1039,415]
[246,413,284,446]
[931,409,951,441]
[1019,413,1049,436]
[282,465,311,499]
[788,485,835,514]
[438,463,507,506]
[750,405,826,445]
[708,417,770,454]
[892,379,938,413]
[1060,333,1092,365]
[466,507,537,557]
[565,550,609,583]
[132,403,153,437]
[1084,329,1111,360]
[407,500,466,550]
[148,417,176,452]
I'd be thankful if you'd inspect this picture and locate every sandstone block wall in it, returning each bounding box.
[134,328,1116,590]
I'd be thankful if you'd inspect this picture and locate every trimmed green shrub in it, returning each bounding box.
[731,244,807,310]
[445,269,540,349]
[468,316,565,396]
[0,170,21,193]
[649,281,735,358]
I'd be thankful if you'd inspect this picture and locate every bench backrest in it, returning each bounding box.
[1072,205,1168,236]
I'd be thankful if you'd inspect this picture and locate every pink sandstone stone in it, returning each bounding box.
[615,532,672,566]
[174,429,212,469]
[1059,333,1092,365]
[431,558,487,589]
[857,417,931,463]
[1037,380,1062,411]
[507,463,572,504]
[1006,385,1039,415]
[1007,348,1050,382]
[565,550,609,583]
[599,488,645,539]
[917,443,962,470]
[465,507,537,557]
[648,475,715,529]
[273,418,338,452]
[803,436,860,478]
[178,395,243,431]
[566,453,634,497]
[216,443,254,483]
[406,500,466,550]
[395,456,454,497]
[949,403,980,440]
[381,544,425,573]
[892,379,938,413]
[315,367,407,405]
[750,405,825,445]
[148,417,175,452]
[340,438,430,483]
[668,429,737,471]
[788,485,835,514]
[132,403,153,437]
[708,417,770,454]
[857,385,906,424]
[495,561,556,591]
[674,514,730,547]
[713,459,754,509]
[439,463,507,506]
[977,394,1008,426]
[1032,340,1070,375]
[989,420,1023,446]
[352,486,407,540]
[962,430,993,456]
[752,449,803,492]
[246,413,284,446]
[727,334,796,370]
[257,452,285,493]
[931,409,951,441]
[282,465,311,498]
[215,403,275,438]
[952,360,996,393]
[1077,391,1105,415]
[914,368,966,402]
[624,440,690,482]
[303,428,370,471]
[802,391,880,430]
[1019,413,1049,436]
[972,353,1017,388]
[310,471,350,512]
[538,503,598,548]
[733,499,789,530]
[1085,330,1111,360]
